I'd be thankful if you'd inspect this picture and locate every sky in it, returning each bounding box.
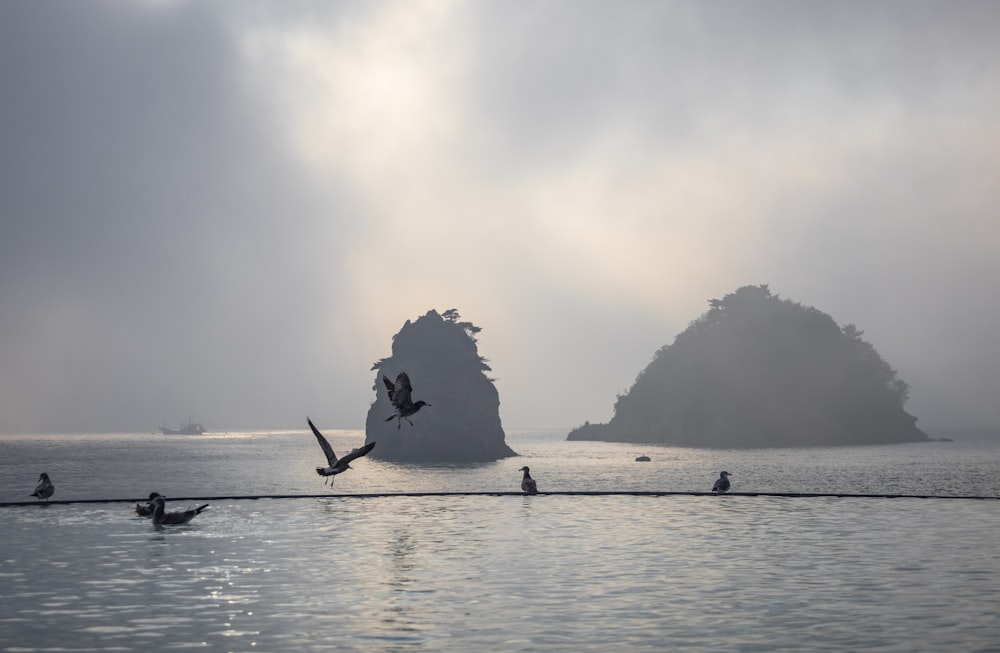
[1,0,998,434]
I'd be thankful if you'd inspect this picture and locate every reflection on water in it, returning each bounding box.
[2,430,1000,651]
[2,496,999,652]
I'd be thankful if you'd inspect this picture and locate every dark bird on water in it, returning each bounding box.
[519,466,538,494]
[635,455,651,462]
[135,492,166,517]
[136,492,163,517]
[712,471,732,493]
[31,473,54,501]
[308,417,376,484]
[150,495,209,526]
[384,372,431,428]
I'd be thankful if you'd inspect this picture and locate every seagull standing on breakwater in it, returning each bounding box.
[308,417,376,484]
[712,471,732,493]
[136,492,163,517]
[519,466,538,494]
[31,473,54,501]
[384,372,431,428]
[150,495,209,526]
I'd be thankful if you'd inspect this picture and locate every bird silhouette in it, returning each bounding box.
[519,466,538,494]
[383,372,431,428]
[712,471,732,493]
[135,492,163,517]
[308,417,376,484]
[150,495,209,526]
[31,473,54,501]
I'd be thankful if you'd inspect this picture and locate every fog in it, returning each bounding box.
[2,1,998,433]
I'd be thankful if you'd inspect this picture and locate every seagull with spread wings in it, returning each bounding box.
[308,417,376,484]
[383,372,431,428]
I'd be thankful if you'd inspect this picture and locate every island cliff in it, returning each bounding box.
[364,309,517,462]
[568,285,930,448]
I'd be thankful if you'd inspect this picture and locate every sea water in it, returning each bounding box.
[1,428,999,651]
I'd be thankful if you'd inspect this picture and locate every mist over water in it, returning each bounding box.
[3,2,1000,436]
[2,429,999,651]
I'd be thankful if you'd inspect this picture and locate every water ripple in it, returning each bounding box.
[3,433,1000,651]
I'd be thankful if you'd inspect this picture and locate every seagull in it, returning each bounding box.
[150,495,209,526]
[135,492,163,517]
[31,473,54,501]
[383,372,431,428]
[519,466,538,494]
[308,417,376,484]
[712,471,732,493]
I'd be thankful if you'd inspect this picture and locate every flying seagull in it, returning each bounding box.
[31,473,54,501]
[519,466,538,494]
[712,471,732,493]
[135,492,163,517]
[150,495,209,526]
[383,372,431,428]
[308,417,376,484]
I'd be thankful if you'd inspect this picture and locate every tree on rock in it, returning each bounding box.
[568,285,929,448]
[364,309,517,462]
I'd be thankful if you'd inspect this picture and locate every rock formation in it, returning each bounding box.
[568,285,930,448]
[364,309,517,462]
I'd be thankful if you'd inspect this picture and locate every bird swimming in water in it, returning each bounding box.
[712,471,732,493]
[519,466,538,494]
[308,417,376,484]
[135,492,163,517]
[384,372,431,428]
[150,495,209,526]
[31,473,54,501]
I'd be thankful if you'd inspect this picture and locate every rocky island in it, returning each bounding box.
[568,285,930,448]
[364,309,517,462]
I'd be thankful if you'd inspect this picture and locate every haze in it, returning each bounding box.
[2,1,998,434]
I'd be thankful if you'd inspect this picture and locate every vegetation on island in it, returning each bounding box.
[365,309,517,462]
[568,285,929,448]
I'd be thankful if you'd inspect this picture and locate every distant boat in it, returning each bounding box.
[159,420,207,435]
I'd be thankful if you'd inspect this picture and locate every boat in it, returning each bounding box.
[159,420,207,435]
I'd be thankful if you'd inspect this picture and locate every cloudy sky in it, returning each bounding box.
[1,0,998,434]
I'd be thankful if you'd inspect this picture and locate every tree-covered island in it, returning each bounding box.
[568,285,930,448]
[365,309,516,462]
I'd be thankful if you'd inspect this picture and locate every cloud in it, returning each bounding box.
[2,0,999,432]
[0,1,358,431]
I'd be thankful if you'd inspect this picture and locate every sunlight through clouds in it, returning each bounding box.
[228,0,1000,430]
[3,1,1000,431]
[240,1,466,180]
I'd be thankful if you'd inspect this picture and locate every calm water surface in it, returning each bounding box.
[1,429,999,651]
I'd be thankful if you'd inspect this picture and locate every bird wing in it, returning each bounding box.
[383,374,396,402]
[162,510,191,525]
[308,418,338,466]
[338,441,376,466]
[392,372,414,408]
